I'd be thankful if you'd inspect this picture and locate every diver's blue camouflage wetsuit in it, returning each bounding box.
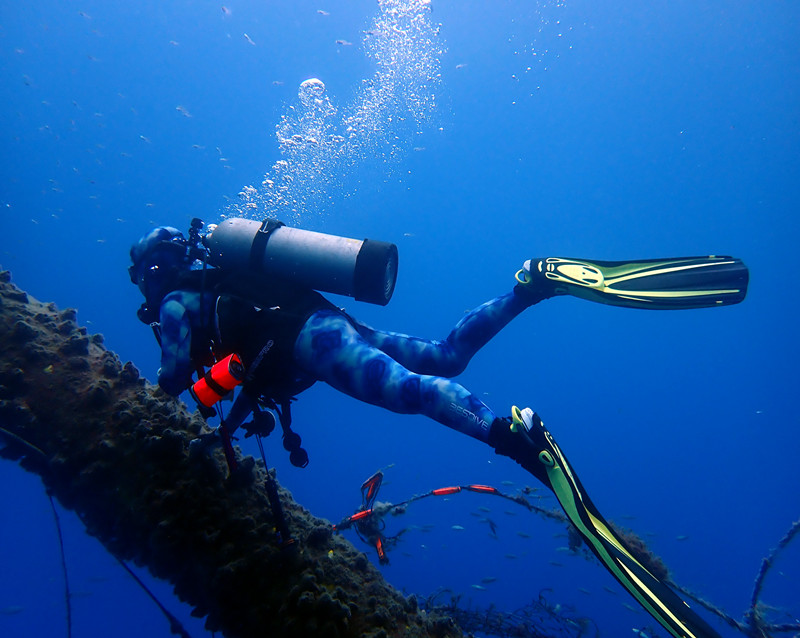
[157,288,535,442]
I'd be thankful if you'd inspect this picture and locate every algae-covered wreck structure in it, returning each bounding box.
[0,271,461,638]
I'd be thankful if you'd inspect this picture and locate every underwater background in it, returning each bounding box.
[1,1,798,636]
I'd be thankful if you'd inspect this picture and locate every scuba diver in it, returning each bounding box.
[129,216,748,638]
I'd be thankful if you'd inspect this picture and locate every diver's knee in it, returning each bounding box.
[436,358,467,378]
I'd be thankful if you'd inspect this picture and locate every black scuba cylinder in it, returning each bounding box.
[203,218,398,306]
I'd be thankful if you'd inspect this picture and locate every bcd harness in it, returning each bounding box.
[145,258,337,466]
[188,282,336,470]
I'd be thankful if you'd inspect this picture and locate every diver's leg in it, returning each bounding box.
[294,309,498,441]
[299,316,720,636]
[350,287,543,377]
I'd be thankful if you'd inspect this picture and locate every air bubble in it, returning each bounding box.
[225,0,442,225]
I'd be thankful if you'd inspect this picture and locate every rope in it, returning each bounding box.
[1,426,192,638]
[47,492,72,638]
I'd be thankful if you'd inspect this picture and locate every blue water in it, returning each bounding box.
[2,1,799,636]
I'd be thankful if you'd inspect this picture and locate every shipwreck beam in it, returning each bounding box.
[0,271,460,638]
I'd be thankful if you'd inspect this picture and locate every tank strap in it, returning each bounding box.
[250,219,284,271]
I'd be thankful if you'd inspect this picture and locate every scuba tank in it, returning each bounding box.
[204,218,398,306]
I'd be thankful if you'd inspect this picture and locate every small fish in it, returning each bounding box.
[632,629,651,638]
[501,480,515,486]
[451,525,465,531]
[477,506,491,513]
[221,6,232,16]
[676,535,689,541]
[243,33,256,46]
[503,510,517,516]
[335,39,353,46]
[555,546,572,554]
[516,531,531,538]
[480,577,497,584]
[504,553,517,559]
[549,561,564,567]
[317,9,330,16]
[139,135,151,143]
[1,606,24,615]
[470,584,486,591]
[578,587,591,595]
[455,63,468,69]
[176,105,192,117]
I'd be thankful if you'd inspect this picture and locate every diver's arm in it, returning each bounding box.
[157,297,195,396]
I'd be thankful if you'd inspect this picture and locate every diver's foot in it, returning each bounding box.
[488,406,547,484]
[189,430,222,456]
[515,257,605,301]
[514,259,557,302]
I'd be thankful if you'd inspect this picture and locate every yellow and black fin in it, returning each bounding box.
[518,255,748,310]
[511,407,723,638]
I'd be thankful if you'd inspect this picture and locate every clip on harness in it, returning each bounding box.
[258,396,309,468]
